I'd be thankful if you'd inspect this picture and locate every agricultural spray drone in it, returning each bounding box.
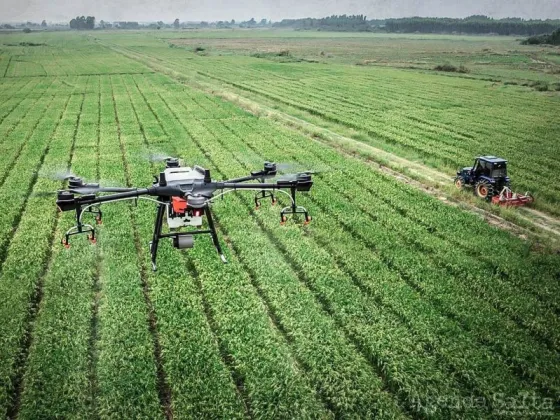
[55,159,313,271]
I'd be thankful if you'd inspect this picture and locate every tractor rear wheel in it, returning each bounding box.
[475,180,494,201]
[454,176,465,190]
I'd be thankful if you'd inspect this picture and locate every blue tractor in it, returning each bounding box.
[454,156,509,201]
[454,156,533,206]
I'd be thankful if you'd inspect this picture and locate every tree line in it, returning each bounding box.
[274,15,370,31]
[384,16,560,36]
[273,15,560,35]
[69,16,95,30]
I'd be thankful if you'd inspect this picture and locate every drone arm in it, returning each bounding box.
[219,179,312,192]
[57,187,155,212]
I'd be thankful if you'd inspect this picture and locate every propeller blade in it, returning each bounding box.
[143,149,181,163]
[39,168,78,181]
[69,185,135,194]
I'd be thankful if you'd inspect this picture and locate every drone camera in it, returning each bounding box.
[173,235,194,249]
[186,195,206,209]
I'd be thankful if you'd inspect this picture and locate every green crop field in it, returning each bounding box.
[0,30,559,419]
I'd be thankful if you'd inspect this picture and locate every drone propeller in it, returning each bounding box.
[39,168,79,181]
[147,152,178,163]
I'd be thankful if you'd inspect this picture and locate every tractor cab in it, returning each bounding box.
[470,157,509,181]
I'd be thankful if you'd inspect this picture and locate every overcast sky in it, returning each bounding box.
[2,0,559,23]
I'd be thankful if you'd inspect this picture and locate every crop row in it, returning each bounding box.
[111,73,248,418]
[119,74,338,418]
[0,78,88,418]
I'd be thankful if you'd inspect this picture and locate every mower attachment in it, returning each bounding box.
[491,186,534,207]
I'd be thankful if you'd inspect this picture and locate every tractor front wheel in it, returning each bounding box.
[454,176,465,190]
[475,181,494,201]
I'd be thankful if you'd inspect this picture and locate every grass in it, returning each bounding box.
[0,29,559,419]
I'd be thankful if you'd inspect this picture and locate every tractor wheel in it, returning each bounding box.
[475,180,494,201]
[454,176,465,190]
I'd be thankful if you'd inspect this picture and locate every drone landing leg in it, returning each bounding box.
[280,186,311,224]
[62,205,96,247]
[254,189,276,209]
[150,202,166,271]
[204,206,227,263]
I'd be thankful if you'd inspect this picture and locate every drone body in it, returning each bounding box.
[55,159,313,271]
[163,162,205,228]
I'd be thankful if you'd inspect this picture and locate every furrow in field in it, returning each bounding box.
[0,83,78,419]
[0,89,67,271]
[0,79,59,188]
[0,79,38,126]
[0,78,56,148]
[90,74,163,419]
[12,78,92,420]
[111,74,248,418]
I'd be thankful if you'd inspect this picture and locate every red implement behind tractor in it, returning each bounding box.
[491,186,534,207]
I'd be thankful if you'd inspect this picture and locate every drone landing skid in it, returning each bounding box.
[61,205,102,247]
[149,203,227,272]
[254,190,276,209]
[280,186,311,224]
[62,223,96,247]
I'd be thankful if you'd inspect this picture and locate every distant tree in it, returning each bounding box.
[23,27,32,33]
[69,16,95,30]
[99,19,105,28]
[3,24,15,29]
[260,18,267,25]
[41,20,47,27]
[173,18,180,29]
[248,18,256,25]
[230,19,235,25]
